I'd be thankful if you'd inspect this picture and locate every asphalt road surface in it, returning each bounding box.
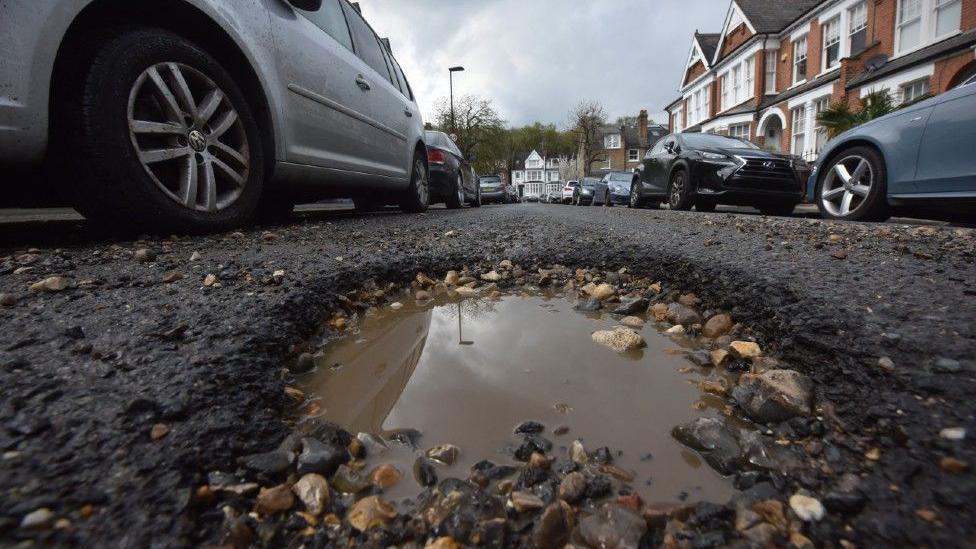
[1,203,974,547]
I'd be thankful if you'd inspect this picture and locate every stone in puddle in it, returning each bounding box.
[574,297,602,312]
[370,464,402,488]
[427,444,460,465]
[559,471,586,503]
[515,434,553,461]
[671,418,742,475]
[578,503,647,549]
[789,494,825,522]
[649,302,669,321]
[511,491,545,513]
[514,420,545,435]
[729,341,762,360]
[611,297,648,315]
[620,316,645,328]
[586,283,616,301]
[297,437,347,477]
[570,440,588,465]
[592,327,646,353]
[347,495,397,531]
[666,303,701,326]
[413,457,438,487]
[254,484,295,515]
[481,271,502,282]
[292,473,330,515]
[732,369,813,423]
[702,314,733,338]
[532,501,576,549]
[331,464,370,494]
[357,432,389,455]
[454,286,479,298]
[238,450,294,476]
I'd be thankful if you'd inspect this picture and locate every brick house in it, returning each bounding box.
[665,0,976,161]
[587,110,669,175]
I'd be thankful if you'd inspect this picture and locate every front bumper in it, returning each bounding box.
[480,190,505,202]
[609,191,629,205]
[694,159,804,204]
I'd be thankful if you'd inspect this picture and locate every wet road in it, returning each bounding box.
[1,202,974,546]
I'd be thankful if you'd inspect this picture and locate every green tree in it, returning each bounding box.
[816,90,929,139]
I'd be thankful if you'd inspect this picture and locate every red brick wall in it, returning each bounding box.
[709,80,719,118]
[934,52,976,93]
[752,50,765,97]
[721,23,755,59]
[685,61,707,85]
[806,19,823,81]
[965,0,976,29]
[778,43,794,90]
[868,0,897,57]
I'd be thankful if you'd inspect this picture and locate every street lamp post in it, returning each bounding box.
[448,66,465,134]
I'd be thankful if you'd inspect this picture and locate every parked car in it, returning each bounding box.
[601,171,633,205]
[0,0,430,231]
[523,182,543,202]
[573,177,605,206]
[561,180,579,204]
[505,183,520,204]
[808,79,976,222]
[479,175,507,204]
[425,130,480,208]
[547,192,562,204]
[630,133,804,215]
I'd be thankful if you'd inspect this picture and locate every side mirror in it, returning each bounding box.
[288,0,322,10]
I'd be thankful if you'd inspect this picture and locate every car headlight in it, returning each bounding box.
[582,190,592,195]
[701,152,736,164]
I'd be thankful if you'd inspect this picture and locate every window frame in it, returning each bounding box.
[744,56,755,99]
[896,0,924,54]
[720,73,730,110]
[764,50,778,94]
[813,96,830,154]
[627,149,639,162]
[849,1,868,54]
[793,35,808,85]
[900,78,930,103]
[822,16,841,72]
[791,106,807,155]
[728,123,751,140]
[604,134,621,149]
[934,0,962,39]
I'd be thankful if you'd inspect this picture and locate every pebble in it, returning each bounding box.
[587,283,616,301]
[649,303,669,321]
[20,508,54,529]
[426,443,460,465]
[161,271,183,283]
[203,274,218,287]
[499,260,513,269]
[413,457,438,487]
[578,504,647,549]
[481,271,502,282]
[878,356,895,371]
[731,369,813,423]
[940,427,966,440]
[347,495,397,531]
[729,341,762,359]
[390,302,403,310]
[0,293,16,306]
[426,537,462,549]
[415,290,431,301]
[454,286,479,298]
[559,471,586,502]
[702,314,733,338]
[511,491,545,513]
[150,423,170,441]
[444,270,459,285]
[570,440,588,464]
[189,251,202,261]
[514,420,545,435]
[532,501,575,549]
[29,276,69,293]
[292,473,330,515]
[620,316,645,328]
[254,484,295,515]
[789,494,825,521]
[134,248,156,262]
[710,349,730,367]
[370,464,402,488]
[665,325,686,335]
[940,456,969,473]
[591,327,646,353]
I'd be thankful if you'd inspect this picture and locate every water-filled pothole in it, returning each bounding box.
[297,288,735,504]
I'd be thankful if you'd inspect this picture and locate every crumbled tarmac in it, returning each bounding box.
[0,205,974,547]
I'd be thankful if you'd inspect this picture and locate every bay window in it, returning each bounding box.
[732,65,742,104]
[813,97,829,154]
[720,73,730,110]
[744,57,755,97]
[822,17,841,71]
[765,50,778,94]
[791,106,806,155]
[849,2,867,53]
[793,35,808,84]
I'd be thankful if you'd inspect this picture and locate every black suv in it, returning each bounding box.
[629,133,805,216]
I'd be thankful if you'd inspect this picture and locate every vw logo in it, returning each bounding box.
[762,161,775,169]
[187,130,207,152]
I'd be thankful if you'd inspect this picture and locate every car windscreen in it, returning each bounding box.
[582,179,600,188]
[681,133,759,150]
[480,177,501,184]
[608,173,631,182]
[424,132,447,148]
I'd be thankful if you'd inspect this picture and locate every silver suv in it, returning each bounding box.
[0,0,429,231]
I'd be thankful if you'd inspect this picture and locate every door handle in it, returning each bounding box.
[404,109,413,117]
[355,75,371,91]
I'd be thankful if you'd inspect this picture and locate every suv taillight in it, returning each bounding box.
[427,149,446,165]
[563,186,572,191]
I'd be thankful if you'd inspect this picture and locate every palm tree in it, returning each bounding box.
[817,90,896,138]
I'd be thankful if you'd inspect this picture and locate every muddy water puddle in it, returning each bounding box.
[298,291,734,504]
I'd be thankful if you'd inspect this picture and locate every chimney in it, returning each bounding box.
[638,110,649,142]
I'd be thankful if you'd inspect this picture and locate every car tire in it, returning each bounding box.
[446,173,464,209]
[399,152,430,213]
[64,28,265,233]
[628,179,642,209]
[605,192,613,207]
[696,199,717,213]
[471,187,482,208]
[667,169,694,211]
[758,203,796,217]
[815,146,889,222]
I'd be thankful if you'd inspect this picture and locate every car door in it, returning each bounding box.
[646,137,677,194]
[268,0,383,173]
[447,139,472,196]
[913,85,976,194]
[340,1,410,179]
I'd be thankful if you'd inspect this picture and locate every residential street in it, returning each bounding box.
[1,203,974,547]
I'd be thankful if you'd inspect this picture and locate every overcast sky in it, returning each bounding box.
[356,0,726,128]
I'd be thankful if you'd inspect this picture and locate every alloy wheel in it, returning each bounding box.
[457,175,465,206]
[629,181,640,208]
[127,62,249,212]
[821,155,872,217]
[415,159,429,206]
[669,173,685,209]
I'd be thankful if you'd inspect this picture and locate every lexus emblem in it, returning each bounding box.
[762,161,775,169]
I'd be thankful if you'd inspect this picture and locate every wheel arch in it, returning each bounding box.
[49,0,278,181]
[814,138,887,193]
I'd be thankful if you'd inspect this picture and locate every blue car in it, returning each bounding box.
[807,77,976,222]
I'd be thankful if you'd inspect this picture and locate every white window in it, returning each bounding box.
[720,73,730,110]
[898,0,923,53]
[514,171,523,181]
[849,2,868,53]
[604,156,612,169]
[791,106,807,155]
[690,92,700,125]
[627,149,639,162]
[935,0,962,38]
[527,170,542,181]
[813,97,830,154]
[793,35,808,84]
[604,134,621,149]
[674,107,684,131]
[901,78,930,103]
[702,87,710,119]
[732,65,742,104]
[744,57,755,98]
[765,50,778,94]
[729,123,750,140]
[822,16,841,71]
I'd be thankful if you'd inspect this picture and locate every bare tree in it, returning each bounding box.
[567,100,608,178]
[432,95,505,160]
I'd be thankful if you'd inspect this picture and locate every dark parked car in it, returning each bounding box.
[602,172,633,205]
[478,175,507,204]
[425,131,480,209]
[631,133,804,215]
[573,177,605,206]
[808,78,976,222]
[506,183,520,204]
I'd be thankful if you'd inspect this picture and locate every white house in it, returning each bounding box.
[511,150,576,198]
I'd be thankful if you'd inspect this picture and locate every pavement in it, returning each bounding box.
[1,203,974,546]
